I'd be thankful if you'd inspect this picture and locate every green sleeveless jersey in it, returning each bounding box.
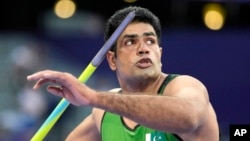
[101,74,183,141]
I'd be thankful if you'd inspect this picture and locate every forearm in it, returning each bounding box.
[90,91,202,133]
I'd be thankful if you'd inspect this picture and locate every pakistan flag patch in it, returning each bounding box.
[145,132,167,141]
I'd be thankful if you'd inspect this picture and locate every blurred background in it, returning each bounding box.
[0,0,249,140]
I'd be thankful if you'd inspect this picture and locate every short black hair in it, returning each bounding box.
[104,6,162,52]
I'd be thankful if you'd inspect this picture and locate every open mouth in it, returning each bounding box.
[136,58,152,68]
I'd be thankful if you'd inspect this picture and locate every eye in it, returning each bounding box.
[146,39,155,45]
[125,39,134,46]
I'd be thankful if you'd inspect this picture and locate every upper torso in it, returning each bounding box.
[92,74,219,141]
[101,111,182,141]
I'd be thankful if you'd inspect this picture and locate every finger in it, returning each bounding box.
[48,86,81,106]
[28,70,73,88]
[47,85,64,97]
[27,71,47,81]
[32,78,57,90]
[27,70,56,81]
[33,78,46,90]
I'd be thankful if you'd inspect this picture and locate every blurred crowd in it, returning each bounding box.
[0,35,116,141]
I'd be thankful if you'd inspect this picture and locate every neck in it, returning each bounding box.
[119,73,166,94]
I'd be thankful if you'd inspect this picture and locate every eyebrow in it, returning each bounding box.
[122,32,156,40]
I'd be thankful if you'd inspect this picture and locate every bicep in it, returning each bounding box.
[66,114,101,141]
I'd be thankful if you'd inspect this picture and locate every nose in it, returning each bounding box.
[137,42,149,56]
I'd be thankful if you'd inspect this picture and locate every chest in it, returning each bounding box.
[101,112,181,141]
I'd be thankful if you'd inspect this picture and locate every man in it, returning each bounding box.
[27,6,219,141]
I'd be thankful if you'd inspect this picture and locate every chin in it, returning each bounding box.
[136,71,157,80]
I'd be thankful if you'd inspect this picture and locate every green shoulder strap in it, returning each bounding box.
[157,74,179,95]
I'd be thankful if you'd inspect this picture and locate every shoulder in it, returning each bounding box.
[164,74,208,98]
[91,88,121,131]
[92,87,121,115]
[166,74,206,90]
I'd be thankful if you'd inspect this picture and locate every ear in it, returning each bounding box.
[159,47,163,67]
[159,47,162,56]
[106,51,117,71]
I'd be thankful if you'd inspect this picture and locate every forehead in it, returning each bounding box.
[119,22,156,38]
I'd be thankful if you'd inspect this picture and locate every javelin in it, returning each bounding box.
[30,11,135,141]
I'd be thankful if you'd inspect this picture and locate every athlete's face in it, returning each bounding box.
[107,22,162,82]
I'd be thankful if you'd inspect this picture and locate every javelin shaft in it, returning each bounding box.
[30,11,135,141]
